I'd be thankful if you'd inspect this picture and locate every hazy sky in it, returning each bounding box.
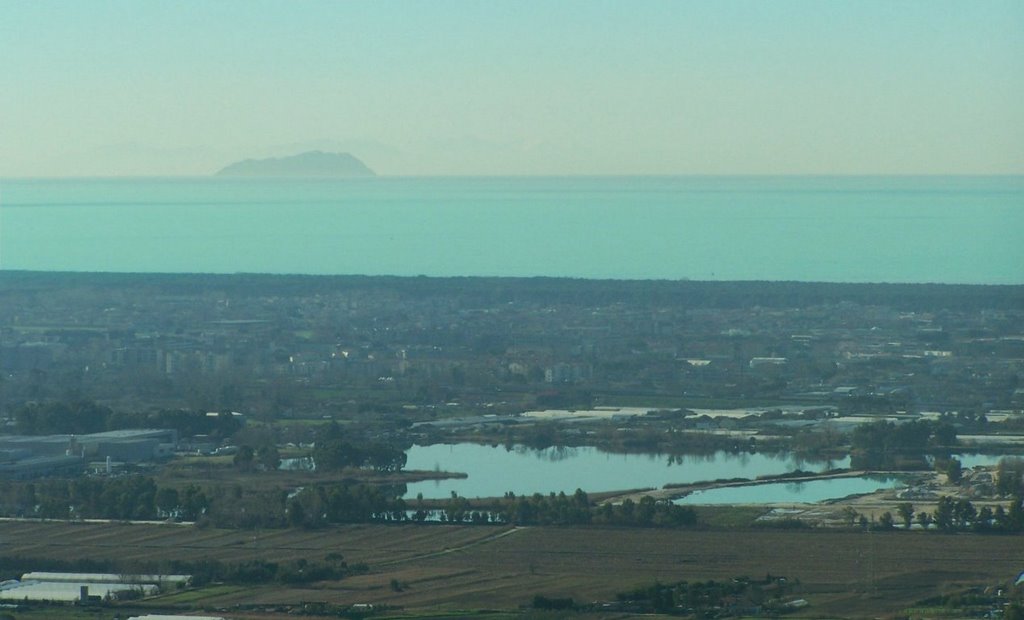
[1,1,1022,177]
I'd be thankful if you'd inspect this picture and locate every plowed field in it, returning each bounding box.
[2,521,1021,618]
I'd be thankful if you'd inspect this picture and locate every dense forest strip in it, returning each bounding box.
[2,270,1023,310]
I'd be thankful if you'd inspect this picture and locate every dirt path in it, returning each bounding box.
[375,525,525,566]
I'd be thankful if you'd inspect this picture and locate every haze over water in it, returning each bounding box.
[1,175,1021,284]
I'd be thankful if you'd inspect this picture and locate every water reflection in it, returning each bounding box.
[511,444,580,462]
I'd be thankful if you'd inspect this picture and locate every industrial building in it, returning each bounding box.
[0,572,189,603]
[128,615,227,620]
[0,429,178,478]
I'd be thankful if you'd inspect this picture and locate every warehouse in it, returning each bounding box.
[0,572,189,603]
[0,429,178,478]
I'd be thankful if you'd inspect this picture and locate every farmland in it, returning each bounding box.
[2,520,1022,618]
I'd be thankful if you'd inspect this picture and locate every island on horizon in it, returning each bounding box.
[214,151,376,178]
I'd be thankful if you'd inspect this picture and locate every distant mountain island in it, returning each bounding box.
[215,151,376,178]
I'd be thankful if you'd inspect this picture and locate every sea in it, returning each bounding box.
[0,175,1021,284]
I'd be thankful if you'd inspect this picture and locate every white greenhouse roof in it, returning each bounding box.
[0,580,156,602]
[20,571,190,584]
[128,616,226,620]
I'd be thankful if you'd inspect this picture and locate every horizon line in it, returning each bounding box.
[0,268,1021,288]
[3,172,1024,181]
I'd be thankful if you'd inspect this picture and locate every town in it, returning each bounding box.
[2,273,1022,420]
[1,271,1023,619]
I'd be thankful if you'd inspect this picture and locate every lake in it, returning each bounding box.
[403,443,849,499]
[403,444,1013,502]
[675,475,904,505]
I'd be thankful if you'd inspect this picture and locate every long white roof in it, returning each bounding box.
[0,581,157,602]
[20,571,190,584]
[128,616,226,620]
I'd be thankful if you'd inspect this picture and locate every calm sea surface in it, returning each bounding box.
[1,176,1021,282]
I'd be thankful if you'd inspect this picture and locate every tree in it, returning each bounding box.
[930,423,957,448]
[637,495,657,524]
[994,505,1008,530]
[840,506,860,527]
[181,485,209,521]
[155,487,180,517]
[1007,495,1024,532]
[14,399,113,434]
[896,502,914,529]
[364,443,406,472]
[287,499,305,528]
[878,511,895,530]
[974,506,994,532]
[916,510,932,530]
[943,458,963,484]
[234,445,255,470]
[1006,603,1024,620]
[257,445,281,471]
[311,424,360,470]
[934,496,955,531]
[997,458,1024,496]
[954,499,976,529]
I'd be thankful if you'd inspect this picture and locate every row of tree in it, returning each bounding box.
[287,483,409,527]
[0,553,363,587]
[850,419,957,455]
[846,495,1024,533]
[13,400,241,439]
[411,490,699,528]
[8,474,1018,535]
[0,474,406,528]
[0,477,210,521]
[169,555,363,586]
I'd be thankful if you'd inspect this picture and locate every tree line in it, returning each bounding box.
[5,471,1019,535]
[10,271,1021,312]
[0,477,210,521]
[849,419,958,469]
[851,419,957,454]
[12,400,241,439]
[406,489,699,528]
[0,473,701,530]
[843,495,1024,533]
[0,552,364,587]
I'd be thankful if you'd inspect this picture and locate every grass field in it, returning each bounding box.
[146,584,249,604]
[1,521,1021,619]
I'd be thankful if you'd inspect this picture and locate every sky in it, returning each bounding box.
[1,1,1022,177]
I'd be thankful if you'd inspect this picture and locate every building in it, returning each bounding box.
[0,429,178,478]
[0,572,189,603]
[0,453,83,479]
[128,616,227,620]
